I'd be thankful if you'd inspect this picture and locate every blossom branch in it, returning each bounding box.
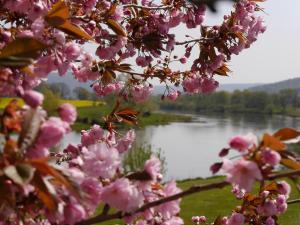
[77,169,300,225]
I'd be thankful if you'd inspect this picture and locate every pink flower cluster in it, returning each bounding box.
[93,81,124,97]
[132,84,154,102]
[228,133,257,152]
[23,93,77,159]
[222,158,262,192]
[229,0,267,55]
[182,76,219,94]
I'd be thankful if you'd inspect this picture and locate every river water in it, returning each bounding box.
[63,113,300,181]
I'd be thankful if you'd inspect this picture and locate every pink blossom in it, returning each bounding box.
[169,10,184,28]
[136,220,147,225]
[81,130,94,146]
[222,159,262,191]
[277,181,291,197]
[34,55,57,78]
[58,103,77,124]
[64,42,81,61]
[23,90,44,108]
[116,130,136,153]
[227,213,244,225]
[80,178,102,211]
[210,54,225,71]
[31,18,45,37]
[63,202,87,225]
[158,181,181,219]
[257,200,277,216]
[132,85,153,102]
[167,91,180,101]
[261,149,281,166]
[35,117,68,148]
[89,124,104,141]
[101,178,144,212]
[82,143,121,179]
[144,155,162,180]
[93,82,124,97]
[266,217,275,225]
[276,195,286,206]
[162,217,184,225]
[277,203,287,214]
[72,66,99,82]
[229,133,257,152]
[96,46,116,60]
[53,30,65,44]
[192,216,200,223]
[26,145,49,159]
[200,78,219,93]
[136,56,150,67]
[182,76,201,93]
[179,57,187,64]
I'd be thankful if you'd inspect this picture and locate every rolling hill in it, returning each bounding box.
[248,77,300,93]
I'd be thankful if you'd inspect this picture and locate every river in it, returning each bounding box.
[63,113,300,181]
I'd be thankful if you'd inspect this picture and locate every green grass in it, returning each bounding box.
[72,106,192,132]
[96,177,300,225]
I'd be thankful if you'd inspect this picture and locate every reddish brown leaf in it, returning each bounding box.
[115,108,139,125]
[214,64,230,76]
[45,0,93,40]
[262,133,285,151]
[101,70,116,85]
[273,128,300,141]
[31,173,57,210]
[281,158,300,170]
[0,38,47,68]
[264,182,278,192]
[29,158,71,188]
[107,19,127,37]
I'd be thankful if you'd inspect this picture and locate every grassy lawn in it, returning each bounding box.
[96,177,300,225]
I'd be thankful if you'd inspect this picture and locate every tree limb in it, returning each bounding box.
[77,169,300,225]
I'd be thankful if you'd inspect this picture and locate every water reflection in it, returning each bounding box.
[63,113,300,181]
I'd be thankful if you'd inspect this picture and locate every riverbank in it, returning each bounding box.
[98,176,299,225]
[72,106,192,132]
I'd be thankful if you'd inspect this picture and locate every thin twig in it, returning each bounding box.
[175,39,201,45]
[287,199,300,205]
[123,4,172,10]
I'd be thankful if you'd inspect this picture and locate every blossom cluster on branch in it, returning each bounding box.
[1,0,299,225]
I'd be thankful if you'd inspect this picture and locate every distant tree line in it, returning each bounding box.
[36,82,98,100]
[158,89,300,116]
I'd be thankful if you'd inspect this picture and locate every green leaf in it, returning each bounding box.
[18,108,43,152]
[4,164,35,185]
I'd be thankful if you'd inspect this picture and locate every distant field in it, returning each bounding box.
[0,98,24,108]
[59,99,105,108]
[0,98,104,109]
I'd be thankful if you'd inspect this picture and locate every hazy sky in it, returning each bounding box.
[209,0,300,84]
[85,1,300,85]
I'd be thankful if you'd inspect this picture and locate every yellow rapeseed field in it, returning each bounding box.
[0,98,104,109]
